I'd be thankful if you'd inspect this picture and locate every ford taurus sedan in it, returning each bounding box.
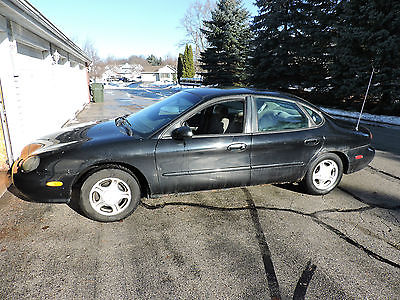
[12,88,375,222]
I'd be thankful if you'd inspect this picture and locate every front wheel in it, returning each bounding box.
[79,168,141,222]
[302,153,343,195]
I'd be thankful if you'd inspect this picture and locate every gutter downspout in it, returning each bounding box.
[0,79,14,167]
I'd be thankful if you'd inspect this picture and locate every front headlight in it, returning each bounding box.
[21,156,40,173]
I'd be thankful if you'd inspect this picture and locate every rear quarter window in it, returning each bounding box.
[303,106,323,125]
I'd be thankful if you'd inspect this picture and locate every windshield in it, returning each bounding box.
[127,91,200,137]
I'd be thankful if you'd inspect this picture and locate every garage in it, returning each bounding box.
[0,0,90,168]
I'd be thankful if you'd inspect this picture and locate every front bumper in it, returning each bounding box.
[11,158,72,203]
[345,145,375,174]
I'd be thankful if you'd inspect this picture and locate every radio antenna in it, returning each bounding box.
[356,67,374,131]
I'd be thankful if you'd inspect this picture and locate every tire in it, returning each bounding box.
[302,153,343,195]
[79,168,141,222]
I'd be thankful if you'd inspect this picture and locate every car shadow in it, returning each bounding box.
[273,183,305,194]
[7,182,89,219]
[8,184,34,202]
[337,185,400,210]
[273,182,400,215]
[374,150,400,164]
[68,184,85,217]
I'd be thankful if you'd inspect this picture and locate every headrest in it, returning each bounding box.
[213,105,228,115]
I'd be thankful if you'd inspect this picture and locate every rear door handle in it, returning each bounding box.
[227,143,247,152]
[304,138,320,146]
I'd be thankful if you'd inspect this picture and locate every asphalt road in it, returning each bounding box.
[0,86,399,299]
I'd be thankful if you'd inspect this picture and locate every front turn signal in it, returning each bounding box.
[46,181,63,187]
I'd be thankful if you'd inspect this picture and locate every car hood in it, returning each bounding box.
[28,119,140,156]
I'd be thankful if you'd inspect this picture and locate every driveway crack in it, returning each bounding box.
[310,206,372,217]
[367,166,400,182]
[141,195,400,270]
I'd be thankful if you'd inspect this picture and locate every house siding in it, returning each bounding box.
[0,2,90,164]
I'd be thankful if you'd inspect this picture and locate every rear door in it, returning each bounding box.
[250,97,324,184]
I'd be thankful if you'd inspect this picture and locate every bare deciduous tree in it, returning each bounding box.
[128,55,150,67]
[180,0,215,62]
[83,39,104,80]
[163,55,178,67]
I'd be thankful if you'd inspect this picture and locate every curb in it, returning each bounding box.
[0,162,9,172]
[325,112,400,128]
[62,102,91,128]
[0,171,10,199]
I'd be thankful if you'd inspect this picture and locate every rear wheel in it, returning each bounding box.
[302,153,343,195]
[80,168,141,222]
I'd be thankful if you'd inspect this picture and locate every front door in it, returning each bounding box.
[184,134,251,192]
[155,97,251,194]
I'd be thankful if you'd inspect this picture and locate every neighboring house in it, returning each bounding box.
[101,63,143,82]
[118,63,143,81]
[101,68,119,82]
[141,65,176,83]
[118,63,132,79]
[0,0,91,166]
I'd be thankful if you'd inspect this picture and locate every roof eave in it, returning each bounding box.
[1,0,91,63]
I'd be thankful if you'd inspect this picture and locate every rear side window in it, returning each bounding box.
[303,106,323,125]
[256,98,309,132]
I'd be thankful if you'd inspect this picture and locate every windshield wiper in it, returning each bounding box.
[115,116,134,136]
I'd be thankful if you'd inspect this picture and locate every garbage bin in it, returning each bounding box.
[90,83,104,103]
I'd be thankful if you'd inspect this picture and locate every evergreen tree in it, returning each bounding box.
[200,0,251,86]
[183,44,196,78]
[250,0,337,92]
[146,54,162,66]
[332,0,400,111]
[250,0,295,89]
[187,45,196,77]
[182,47,188,78]
[295,0,338,92]
[177,53,184,83]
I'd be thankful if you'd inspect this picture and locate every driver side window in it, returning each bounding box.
[185,100,244,135]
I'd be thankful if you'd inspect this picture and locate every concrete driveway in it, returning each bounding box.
[0,85,399,299]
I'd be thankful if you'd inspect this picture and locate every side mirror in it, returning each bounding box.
[171,126,193,140]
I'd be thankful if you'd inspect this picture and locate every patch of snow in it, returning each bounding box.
[320,107,400,126]
[104,81,201,95]
[143,81,173,87]
[103,82,124,89]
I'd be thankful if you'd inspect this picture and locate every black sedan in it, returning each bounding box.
[11,88,375,222]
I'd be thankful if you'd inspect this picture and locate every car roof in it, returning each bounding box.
[183,87,313,106]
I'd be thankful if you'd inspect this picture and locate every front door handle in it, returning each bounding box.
[304,138,320,146]
[227,143,247,152]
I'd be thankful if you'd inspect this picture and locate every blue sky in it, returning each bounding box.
[28,0,258,59]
